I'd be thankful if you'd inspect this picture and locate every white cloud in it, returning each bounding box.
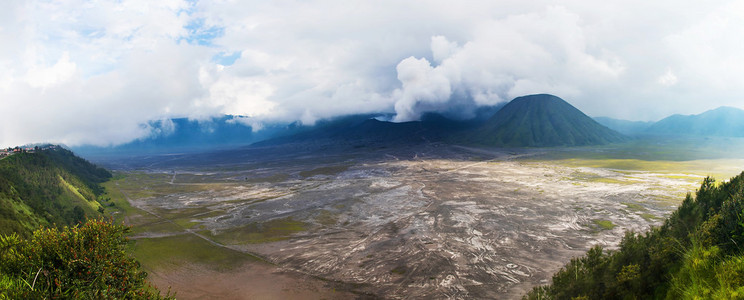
[657,69,678,87]
[205,71,277,117]
[3,0,744,147]
[392,56,453,122]
[24,52,77,88]
[431,35,460,64]
[390,7,624,121]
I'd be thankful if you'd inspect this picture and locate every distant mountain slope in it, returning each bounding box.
[472,94,626,147]
[0,147,111,237]
[256,113,485,147]
[594,117,654,136]
[259,95,625,148]
[74,116,302,156]
[646,106,744,137]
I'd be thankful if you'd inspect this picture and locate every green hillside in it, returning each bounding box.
[0,146,111,237]
[473,94,627,147]
[526,172,744,299]
[647,106,744,137]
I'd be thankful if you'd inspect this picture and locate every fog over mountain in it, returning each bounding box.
[593,117,654,136]
[3,1,744,148]
[646,106,744,137]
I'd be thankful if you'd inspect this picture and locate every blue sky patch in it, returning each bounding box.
[181,18,224,46]
[212,51,242,66]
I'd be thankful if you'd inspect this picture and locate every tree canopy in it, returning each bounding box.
[0,219,172,299]
[526,172,744,299]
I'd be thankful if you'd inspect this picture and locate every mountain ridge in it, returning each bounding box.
[0,146,111,236]
[253,113,482,147]
[73,116,304,157]
[71,95,744,156]
[646,106,744,137]
[256,94,627,148]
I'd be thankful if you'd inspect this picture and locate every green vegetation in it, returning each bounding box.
[390,266,407,275]
[622,202,646,212]
[0,147,111,237]
[205,217,307,244]
[315,209,339,226]
[100,176,140,223]
[539,134,744,161]
[568,171,631,185]
[244,173,290,183]
[640,213,660,222]
[101,173,222,230]
[525,172,744,299]
[131,234,258,271]
[0,219,171,299]
[549,157,740,181]
[106,172,230,201]
[131,220,183,235]
[41,147,112,194]
[0,148,174,298]
[592,219,616,231]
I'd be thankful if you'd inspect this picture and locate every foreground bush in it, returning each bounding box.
[0,219,171,299]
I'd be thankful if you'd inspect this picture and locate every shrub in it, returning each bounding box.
[0,219,172,299]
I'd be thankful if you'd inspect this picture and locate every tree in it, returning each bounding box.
[0,219,172,299]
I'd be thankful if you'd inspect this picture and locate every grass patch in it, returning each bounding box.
[206,217,308,244]
[622,202,647,212]
[130,234,257,271]
[315,210,339,226]
[243,173,290,183]
[653,193,688,206]
[131,220,183,235]
[593,219,617,230]
[150,206,210,221]
[172,218,199,230]
[588,177,630,184]
[586,176,626,185]
[567,171,630,185]
[391,266,407,275]
[527,136,744,161]
[640,213,661,221]
[541,158,743,181]
[661,174,700,180]
[102,173,231,230]
[101,178,145,223]
[58,175,89,203]
[136,207,216,233]
[109,172,228,200]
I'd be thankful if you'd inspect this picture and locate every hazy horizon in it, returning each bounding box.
[2,0,744,148]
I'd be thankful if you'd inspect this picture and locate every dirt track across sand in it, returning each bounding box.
[147,261,362,300]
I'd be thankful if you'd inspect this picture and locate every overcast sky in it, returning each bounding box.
[2,0,744,147]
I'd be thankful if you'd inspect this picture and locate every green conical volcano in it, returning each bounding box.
[473,94,626,147]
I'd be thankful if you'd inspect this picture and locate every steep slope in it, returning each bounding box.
[0,147,111,237]
[594,116,654,136]
[526,172,744,299]
[473,94,626,147]
[646,106,744,137]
